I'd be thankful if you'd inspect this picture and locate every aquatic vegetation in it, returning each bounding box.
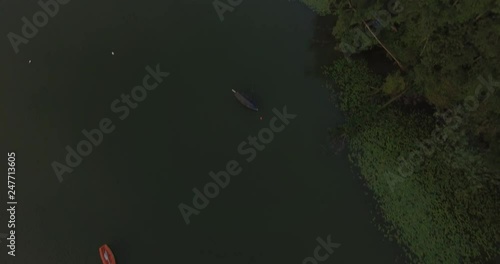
[306,0,500,262]
[299,0,333,15]
[323,58,500,263]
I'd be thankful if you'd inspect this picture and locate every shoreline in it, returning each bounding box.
[309,12,411,263]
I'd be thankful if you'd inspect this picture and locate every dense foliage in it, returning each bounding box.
[305,0,500,262]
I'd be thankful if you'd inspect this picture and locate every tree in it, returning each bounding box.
[323,58,500,263]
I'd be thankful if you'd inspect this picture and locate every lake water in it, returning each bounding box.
[1,0,402,263]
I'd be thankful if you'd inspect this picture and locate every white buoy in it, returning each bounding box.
[28,60,32,64]
[111,51,115,56]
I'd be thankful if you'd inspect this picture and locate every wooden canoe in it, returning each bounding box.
[232,89,258,111]
[99,244,116,264]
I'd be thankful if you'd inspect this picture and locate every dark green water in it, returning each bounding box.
[1,0,401,263]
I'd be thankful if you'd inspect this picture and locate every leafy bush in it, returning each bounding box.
[324,59,500,263]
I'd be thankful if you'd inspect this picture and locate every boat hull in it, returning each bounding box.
[232,90,258,111]
[99,244,116,264]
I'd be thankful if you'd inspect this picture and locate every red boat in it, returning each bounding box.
[99,244,116,264]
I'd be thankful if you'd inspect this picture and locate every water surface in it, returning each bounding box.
[1,0,401,263]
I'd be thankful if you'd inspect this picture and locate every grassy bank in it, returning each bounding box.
[303,0,500,263]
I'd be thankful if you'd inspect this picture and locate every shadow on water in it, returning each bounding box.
[306,15,340,78]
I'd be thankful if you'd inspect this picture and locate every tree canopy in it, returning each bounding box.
[306,0,500,262]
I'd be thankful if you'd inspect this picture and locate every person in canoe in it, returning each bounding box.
[99,244,116,264]
[232,89,258,111]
